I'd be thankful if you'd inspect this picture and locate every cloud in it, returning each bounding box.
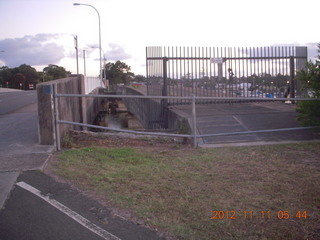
[271,42,319,62]
[305,42,319,61]
[106,43,132,61]
[0,34,65,67]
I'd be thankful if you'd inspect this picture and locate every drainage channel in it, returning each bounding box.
[92,99,144,132]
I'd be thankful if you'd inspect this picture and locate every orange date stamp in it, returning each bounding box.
[211,210,307,220]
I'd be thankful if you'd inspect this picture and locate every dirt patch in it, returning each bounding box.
[62,130,192,152]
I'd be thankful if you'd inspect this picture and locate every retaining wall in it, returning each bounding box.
[37,75,101,145]
[116,86,190,133]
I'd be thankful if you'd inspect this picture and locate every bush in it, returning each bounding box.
[296,100,320,126]
[296,44,320,126]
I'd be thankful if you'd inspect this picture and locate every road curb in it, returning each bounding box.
[199,139,320,148]
[0,171,20,210]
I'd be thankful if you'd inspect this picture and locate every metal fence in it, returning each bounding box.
[146,46,308,105]
[53,92,317,150]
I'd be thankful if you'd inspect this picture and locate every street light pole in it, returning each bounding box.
[89,45,108,88]
[83,49,86,76]
[73,3,103,87]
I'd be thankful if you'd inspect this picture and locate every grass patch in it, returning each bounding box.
[53,142,320,239]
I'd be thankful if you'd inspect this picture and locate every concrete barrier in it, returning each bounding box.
[37,75,102,146]
[117,86,190,133]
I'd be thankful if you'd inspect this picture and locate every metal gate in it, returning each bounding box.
[146,46,308,105]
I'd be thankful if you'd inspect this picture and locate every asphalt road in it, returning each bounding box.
[0,90,165,240]
[0,90,52,170]
[0,90,38,115]
[0,171,164,240]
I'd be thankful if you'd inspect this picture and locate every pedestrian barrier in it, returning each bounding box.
[53,91,318,150]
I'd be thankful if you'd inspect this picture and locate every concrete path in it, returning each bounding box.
[172,101,320,146]
[0,172,19,210]
[0,89,53,209]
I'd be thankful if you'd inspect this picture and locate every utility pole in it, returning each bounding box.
[74,36,79,75]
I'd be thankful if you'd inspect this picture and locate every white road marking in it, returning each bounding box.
[16,181,121,240]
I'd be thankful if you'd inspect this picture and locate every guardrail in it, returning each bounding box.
[53,92,318,150]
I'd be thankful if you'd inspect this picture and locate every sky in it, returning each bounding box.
[0,0,319,76]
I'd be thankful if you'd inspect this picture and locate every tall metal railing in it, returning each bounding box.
[146,46,308,105]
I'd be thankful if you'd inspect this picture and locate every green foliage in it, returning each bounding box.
[16,64,38,82]
[296,43,320,126]
[177,118,190,134]
[296,101,320,126]
[43,64,71,81]
[0,64,39,89]
[0,66,13,86]
[104,60,134,86]
[133,74,147,82]
[0,63,71,89]
[61,132,76,148]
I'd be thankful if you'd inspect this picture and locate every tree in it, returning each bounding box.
[104,61,134,86]
[16,64,39,84]
[296,43,320,126]
[43,64,71,81]
[133,74,147,82]
[8,64,39,90]
[0,64,70,89]
[0,66,13,87]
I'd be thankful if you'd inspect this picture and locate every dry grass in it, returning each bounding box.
[49,133,320,240]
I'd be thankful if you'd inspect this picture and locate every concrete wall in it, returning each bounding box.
[83,87,102,128]
[37,75,101,146]
[117,86,190,132]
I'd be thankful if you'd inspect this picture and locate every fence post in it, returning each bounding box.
[162,57,169,128]
[289,56,295,102]
[192,94,197,147]
[53,84,61,151]
[218,63,223,83]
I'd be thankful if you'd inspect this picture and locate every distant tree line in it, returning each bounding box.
[0,64,71,90]
[0,60,147,90]
[148,72,291,91]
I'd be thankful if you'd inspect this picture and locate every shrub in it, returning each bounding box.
[296,44,320,126]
